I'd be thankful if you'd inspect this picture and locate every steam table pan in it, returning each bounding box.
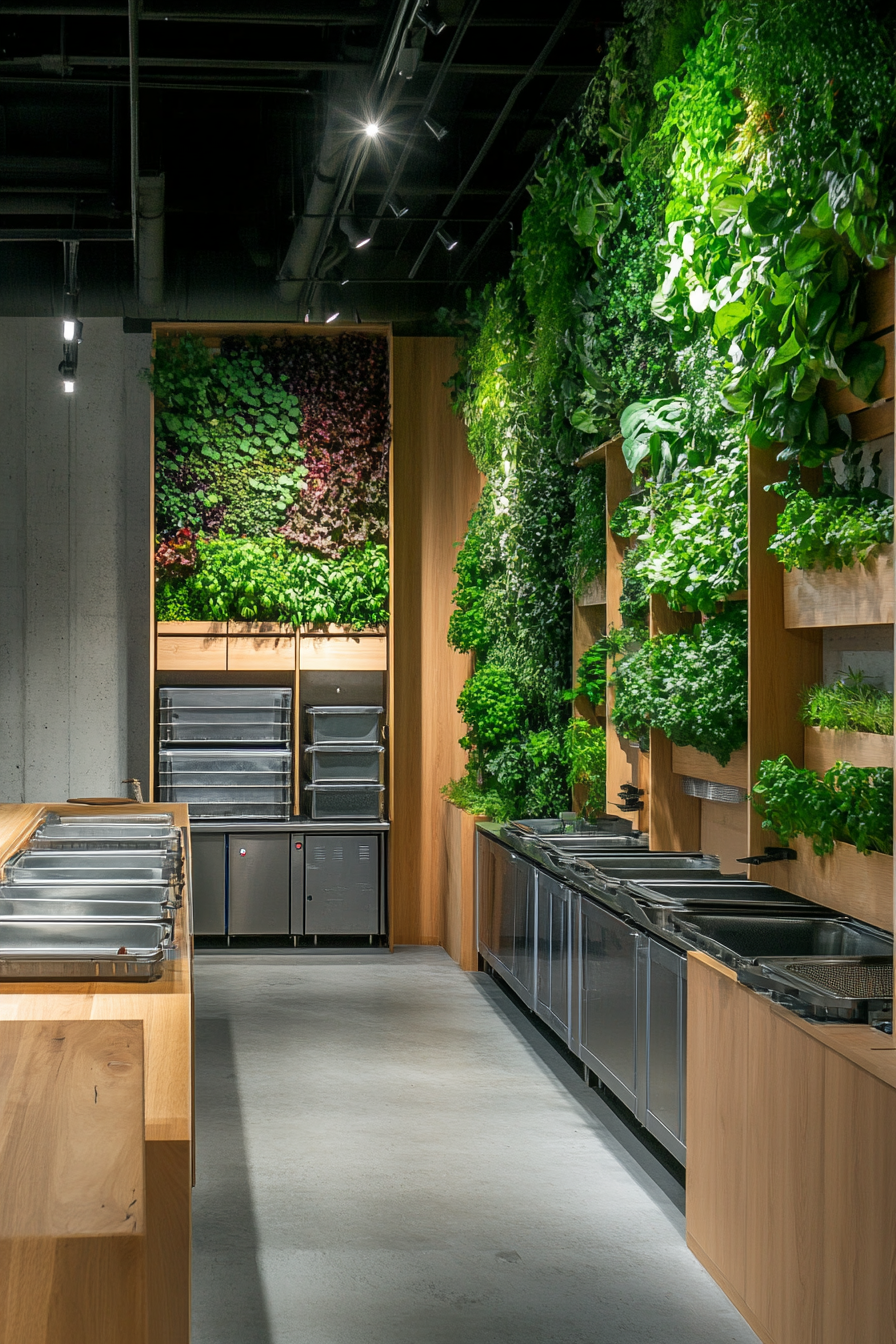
[0,920,171,982]
[0,896,175,923]
[4,851,180,885]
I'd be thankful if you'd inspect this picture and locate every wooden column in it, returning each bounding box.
[648,595,701,850]
[391,338,482,949]
[604,438,646,828]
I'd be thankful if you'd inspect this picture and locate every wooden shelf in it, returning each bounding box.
[577,574,607,606]
[672,744,749,791]
[783,547,894,628]
[804,725,894,773]
[574,434,622,470]
[756,835,892,931]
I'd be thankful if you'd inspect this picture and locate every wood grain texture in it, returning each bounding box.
[390,338,481,949]
[145,1140,191,1344]
[848,397,894,443]
[604,440,646,830]
[699,800,749,876]
[298,635,388,671]
[227,635,296,671]
[441,802,482,972]
[686,953,750,1297]
[783,547,894,628]
[0,1019,144,1238]
[758,835,892,931]
[156,621,227,636]
[748,447,824,858]
[672,744,749,790]
[861,258,895,336]
[744,992,825,1344]
[804,726,894,773]
[0,1019,147,1344]
[649,596,700,850]
[156,635,227,671]
[578,575,607,605]
[822,1051,896,1344]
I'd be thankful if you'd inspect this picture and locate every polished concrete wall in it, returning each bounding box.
[0,318,152,802]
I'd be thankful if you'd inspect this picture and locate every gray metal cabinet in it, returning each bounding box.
[190,832,226,934]
[579,895,643,1113]
[645,939,687,1164]
[477,834,535,1009]
[228,832,290,934]
[302,833,381,935]
[535,872,572,1044]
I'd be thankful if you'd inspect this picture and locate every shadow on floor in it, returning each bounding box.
[192,1015,273,1344]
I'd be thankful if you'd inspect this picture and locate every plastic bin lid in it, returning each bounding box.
[304,743,384,754]
[305,705,384,715]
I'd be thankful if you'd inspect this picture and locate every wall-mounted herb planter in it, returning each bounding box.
[783,546,894,628]
[758,835,892,932]
[803,726,894,774]
[671,744,748,791]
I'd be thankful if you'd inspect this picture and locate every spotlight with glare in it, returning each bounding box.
[63,379,75,394]
[387,194,409,218]
[340,216,372,249]
[62,318,82,343]
[324,285,341,323]
[364,121,380,138]
[437,228,459,252]
[424,115,448,141]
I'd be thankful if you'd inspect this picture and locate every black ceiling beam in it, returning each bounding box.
[0,227,131,238]
[0,55,594,76]
[0,5,604,24]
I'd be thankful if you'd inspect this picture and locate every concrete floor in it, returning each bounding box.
[192,946,759,1344]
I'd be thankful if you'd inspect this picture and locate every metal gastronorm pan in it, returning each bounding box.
[0,920,171,981]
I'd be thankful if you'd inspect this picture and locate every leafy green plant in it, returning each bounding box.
[767,448,893,571]
[570,460,607,598]
[457,666,526,754]
[440,775,514,823]
[612,603,748,764]
[565,717,607,818]
[571,641,608,707]
[155,537,388,628]
[751,755,894,856]
[800,670,894,737]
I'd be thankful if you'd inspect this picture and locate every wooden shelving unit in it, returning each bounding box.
[148,322,393,816]
[590,262,895,901]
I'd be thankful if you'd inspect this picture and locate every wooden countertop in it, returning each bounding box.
[690,950,896,1092]
[0,802,193,1144]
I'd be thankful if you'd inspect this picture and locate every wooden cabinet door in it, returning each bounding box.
[744,998,825,1344]
[686,955,750,1298]
[822,1052,896,1344]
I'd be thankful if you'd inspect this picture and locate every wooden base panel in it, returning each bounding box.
[0,1236,148,1344]
[441,802,482,972]
[686,1236,776,1344]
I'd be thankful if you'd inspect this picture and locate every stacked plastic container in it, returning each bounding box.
[158,687,293,820]
[304,704,385,820]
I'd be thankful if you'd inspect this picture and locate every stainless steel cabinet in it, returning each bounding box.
[477,834,535,1008]
[228,832,290,934]
[645,939,687,1164]
[535,873,572,1044]
[190,832,226,934]
[302,833,381,935]
[578,895,643,1114]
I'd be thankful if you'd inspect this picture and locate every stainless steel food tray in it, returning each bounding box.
[45,811,175,826]
[0,920,171,981]
[758,956,893,1000]
[159,686,292,711]
[0,880,174,904]
[5,858,178,885]
[0,897,174,922]
[305,705,383,745]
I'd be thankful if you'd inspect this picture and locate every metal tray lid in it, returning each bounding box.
[45,811,175,826]
[305,705,384,715]
[304,743,384,754]
[304,782,385,792]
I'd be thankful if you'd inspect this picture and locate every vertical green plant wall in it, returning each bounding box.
[150,332,391,628]
[446,0,896,819]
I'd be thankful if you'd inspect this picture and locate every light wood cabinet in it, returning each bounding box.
[688,952,896,1344]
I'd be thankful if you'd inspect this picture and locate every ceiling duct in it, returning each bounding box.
[137,172,164,310]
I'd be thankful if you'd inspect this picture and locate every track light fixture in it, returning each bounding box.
[340,216,372,249]
[418,1,446,35]
[424,115,448,142]
[387,194,409,218]
[437,228,459,252]
[59,240,81,394]
[323,285,341,323]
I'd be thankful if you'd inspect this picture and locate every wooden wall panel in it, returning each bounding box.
[391,338,482,948]
[747,447,824,859]
[604,440,646,829]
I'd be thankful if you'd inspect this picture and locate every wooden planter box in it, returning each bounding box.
[783,546,894,628]
[577,574,607,606]
[441,801,486,972]
[759,835,892,931]
[299,634,387,671]
[804,726,894,774]
[671,743,749,790]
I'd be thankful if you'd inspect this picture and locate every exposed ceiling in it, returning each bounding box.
[0,0,623,326]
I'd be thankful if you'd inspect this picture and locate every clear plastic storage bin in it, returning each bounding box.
[159,687,292,710]
[305,705,383,744]
[304,744,384,783]
[304,783,385,820]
